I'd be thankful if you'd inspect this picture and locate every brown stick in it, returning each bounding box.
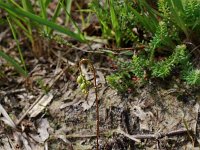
[116,128,193,141]
[79,59,99,150]
[64,128,193,141]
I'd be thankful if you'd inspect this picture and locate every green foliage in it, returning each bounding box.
[128,0,159,33]
[0,0,86,76]
[106,56,148,92]
[181,62,200,85]
[0,50,27,77]
[159,0,200,39]
[131,55,147,79]
[109,0,121,46]
[90,0,111,37]
[183,69,200,85]
[183,0,200,30]
[90,0,139,46]
[151,45,187,78]
[106,74,123,92]
[96,0,200,92]
[0,1,85,42]
[7,17,27,75]
[106,72,134,93]
[148,21,170,63]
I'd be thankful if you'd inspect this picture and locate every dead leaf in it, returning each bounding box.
[81,87,106,111]
[28,118,50,145]
[37,118,50,142]
[21,133,32,150]
[60,89,83,109]
[0,136,13,150]
[96,71,106,85]
[0,104,16,128]
[28,93,53,118]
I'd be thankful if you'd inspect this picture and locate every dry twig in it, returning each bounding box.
[116,127,193,141]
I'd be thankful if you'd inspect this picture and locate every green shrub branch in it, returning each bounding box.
[92,0,200,92]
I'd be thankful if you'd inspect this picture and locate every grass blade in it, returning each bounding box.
[48,0,63,35]
[0,2,85,42]
[21,0,34,13]
[0,50,27,77]
[166,0,188,37]
[51,0,63,23]
[109,0,121,46]
[39,0,48,34]
[61,1,85,41]
[7,17,27,75]
[65,0,73,25]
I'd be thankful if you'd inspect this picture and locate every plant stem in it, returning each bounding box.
[79,59,99,150]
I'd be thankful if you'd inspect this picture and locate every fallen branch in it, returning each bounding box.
[116,127,193,141]
[64,128,193,142]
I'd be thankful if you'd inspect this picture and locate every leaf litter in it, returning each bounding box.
[1,49,200,150]
[1,57,200,149]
